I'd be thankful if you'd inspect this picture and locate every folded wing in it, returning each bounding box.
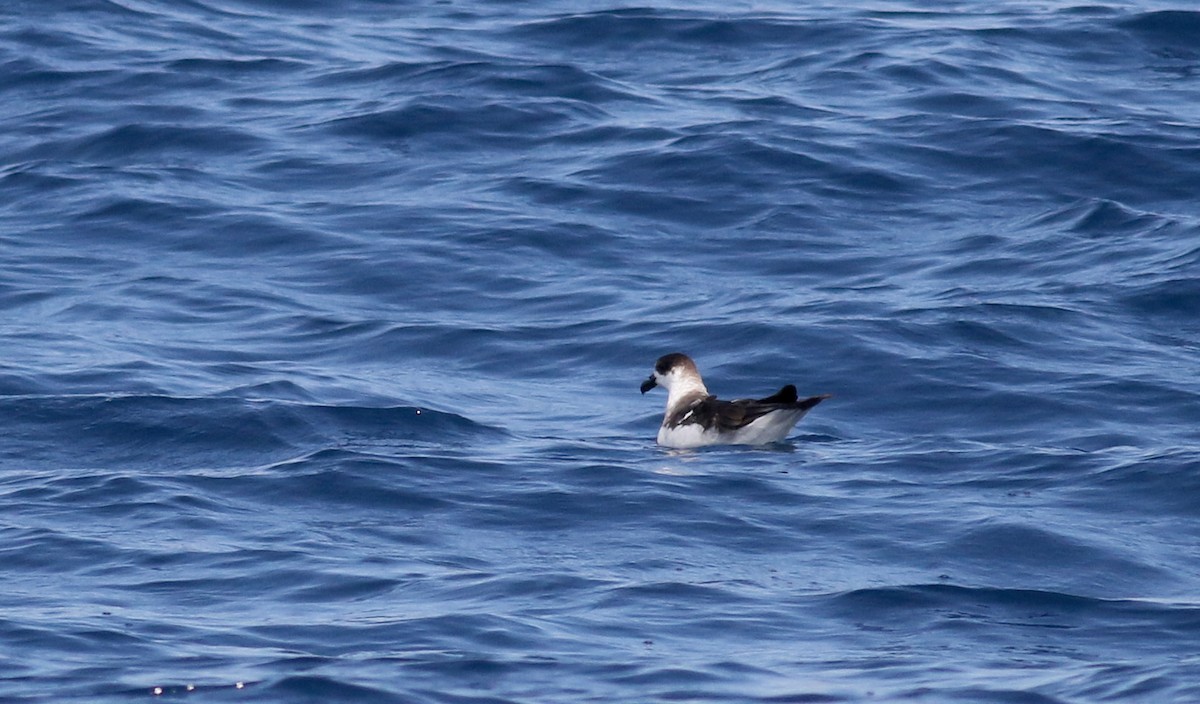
[665,386,831,433]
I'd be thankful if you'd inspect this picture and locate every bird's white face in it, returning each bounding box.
[641,361,682,394]
[653,365,684,390]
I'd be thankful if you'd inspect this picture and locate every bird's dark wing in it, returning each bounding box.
[665,387,831,433]
[754,384,799,404]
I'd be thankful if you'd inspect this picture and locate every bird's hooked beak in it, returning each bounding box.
[640,374,658,394]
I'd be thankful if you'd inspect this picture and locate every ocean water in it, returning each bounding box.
[3,0,1200,701]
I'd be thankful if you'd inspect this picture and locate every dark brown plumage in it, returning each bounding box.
[665,387,831,433]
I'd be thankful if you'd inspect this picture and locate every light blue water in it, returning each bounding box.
[3,1,1200,702]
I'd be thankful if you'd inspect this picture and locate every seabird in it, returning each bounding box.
[640,352,830,448]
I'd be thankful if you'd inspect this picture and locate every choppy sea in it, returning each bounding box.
[4,1,1200,701]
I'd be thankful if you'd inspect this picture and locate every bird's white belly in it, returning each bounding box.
[657,409,808,448]
[657,422,720,448]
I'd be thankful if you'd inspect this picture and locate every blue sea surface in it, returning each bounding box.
[3,1,1200,701]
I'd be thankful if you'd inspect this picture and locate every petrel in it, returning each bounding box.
[641,352,829,448]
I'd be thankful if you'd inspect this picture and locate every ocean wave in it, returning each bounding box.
[0,394,500,470]
[4,2,1200,702]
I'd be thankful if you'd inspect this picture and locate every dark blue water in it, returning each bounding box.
[4,1,1200,701]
